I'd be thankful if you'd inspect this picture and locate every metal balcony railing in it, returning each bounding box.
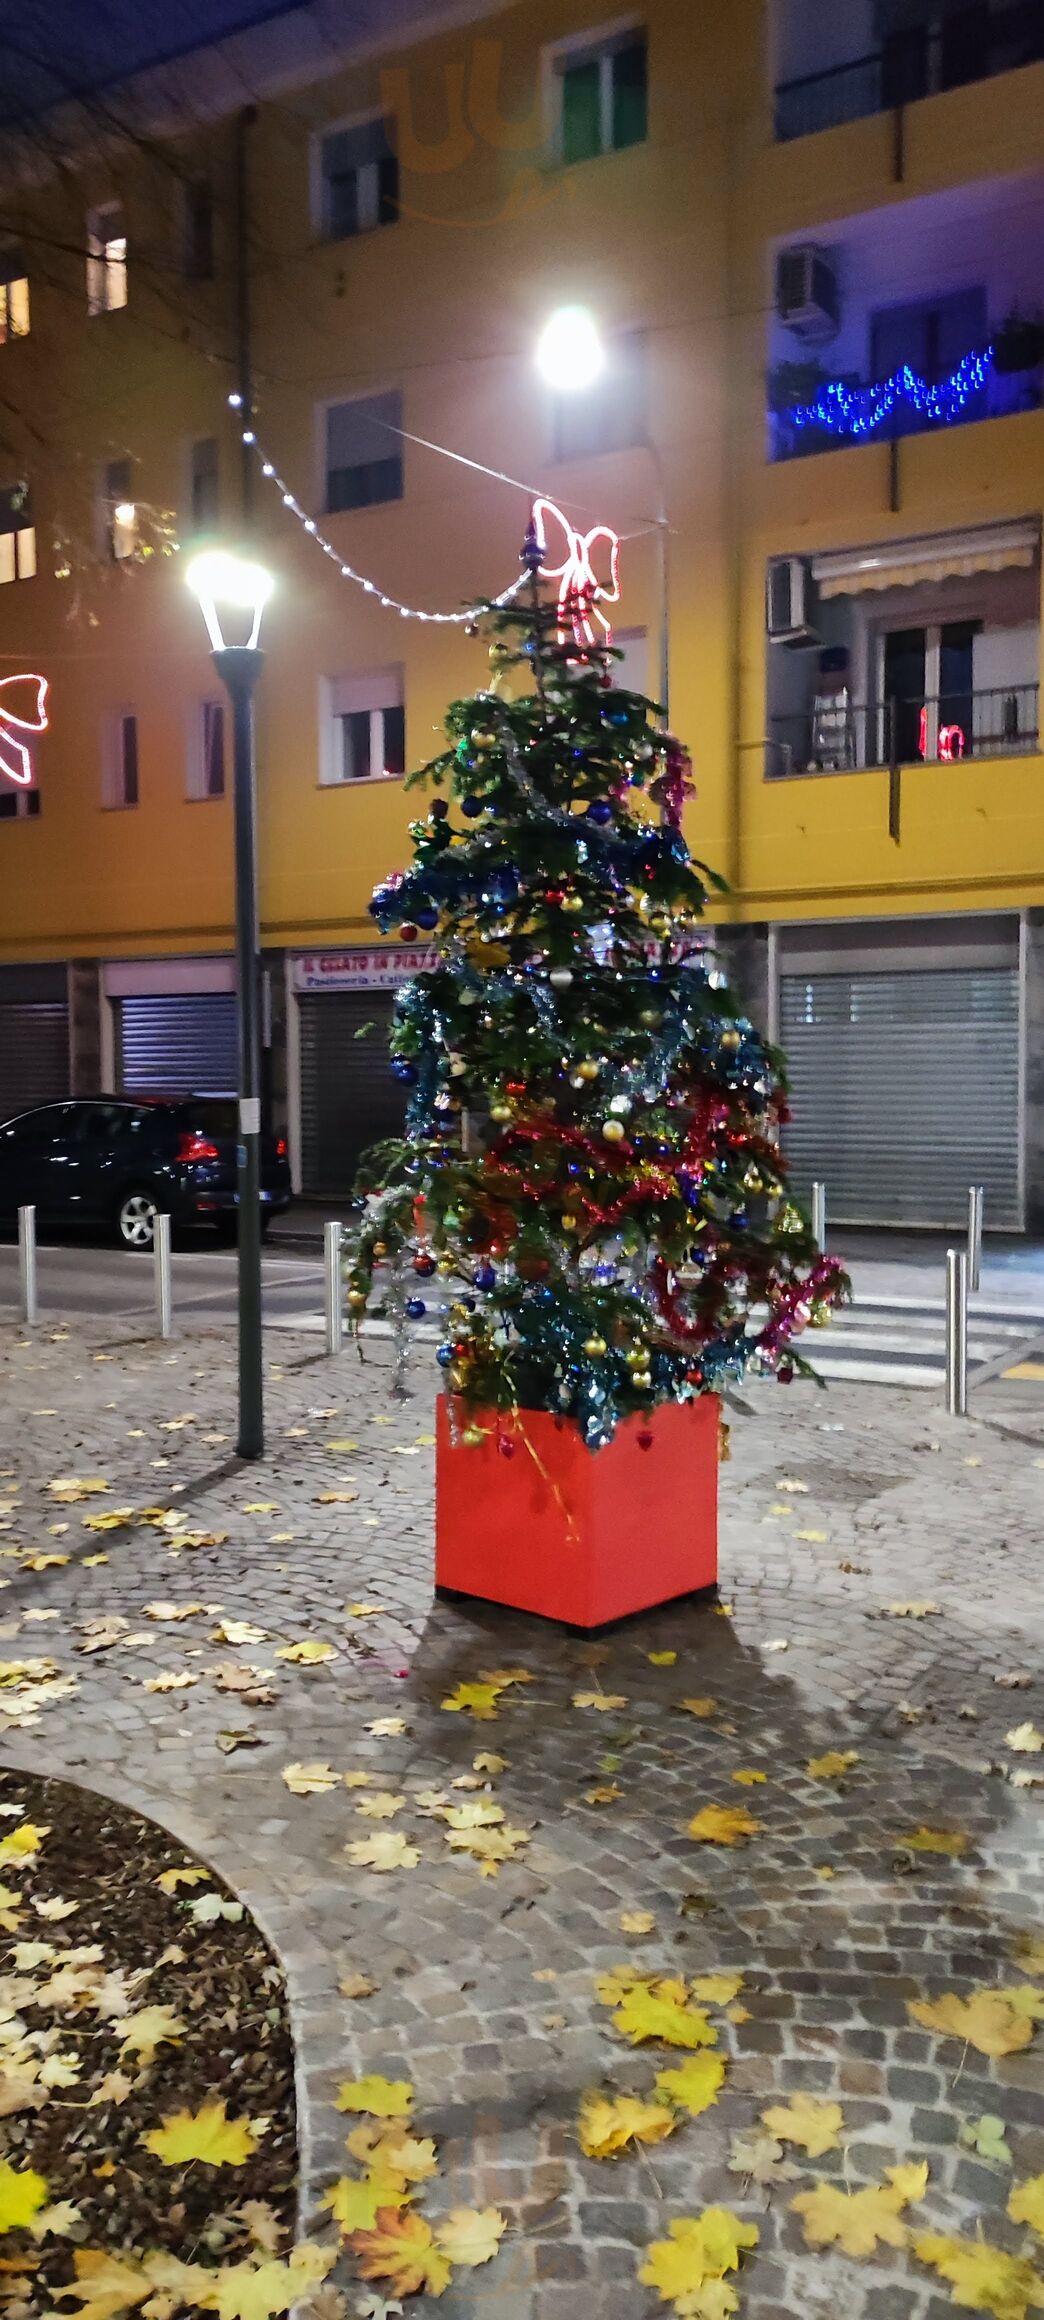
[765,687,1041,779]
[774,3,1044,140]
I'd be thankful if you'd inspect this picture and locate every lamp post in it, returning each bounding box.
[535,306,671,724]
[186,550,274,1460]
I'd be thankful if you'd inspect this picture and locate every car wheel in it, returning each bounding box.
[117,1188,158,1252]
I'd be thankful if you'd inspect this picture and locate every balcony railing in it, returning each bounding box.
[769,341,1043,461]
[765,687,1040,779]
[774,3,1044,140]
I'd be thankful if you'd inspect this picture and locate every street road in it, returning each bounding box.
[0,1235,326,1330]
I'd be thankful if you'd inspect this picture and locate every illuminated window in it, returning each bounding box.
[188,698,226,799]
[0,253,29,342]
[319,117,398,240]
[188,436,219,534]
[87,202,128,315]
[553,27,648,164]
[0,483,36,584]
[320,668,405,784]
[102,457,137,560]
[325,390,402,512]
[103,710,139,808]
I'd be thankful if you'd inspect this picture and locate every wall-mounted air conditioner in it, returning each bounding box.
[766,555,819,645]
[775,245,840,343]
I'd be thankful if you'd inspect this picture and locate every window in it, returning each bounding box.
[0,251,29,342]
[554,27,647,164]
[0,789,40,820]
[189,699,226,799]
[551,332,647,459]
[103,711,139,809]
[320,668,405,785]
[188,436,219,534]
[101,457,137,560]
[318,117,398,240]
[182,181,214,279]
[0,483,35,584]
[324,391,402,512]
[87,202,127,314]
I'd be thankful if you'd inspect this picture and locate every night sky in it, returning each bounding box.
[0,0,304,123]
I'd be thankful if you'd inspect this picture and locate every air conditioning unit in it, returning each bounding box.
[775,245,839,343]
[766,555,819,645]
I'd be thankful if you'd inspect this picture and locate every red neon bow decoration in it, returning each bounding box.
[0,674,48,786]
[531,497,621,651]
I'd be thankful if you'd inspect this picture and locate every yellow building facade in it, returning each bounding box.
[0,0,1042,1225]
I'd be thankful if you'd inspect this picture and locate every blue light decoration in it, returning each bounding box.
[787,343,994,441]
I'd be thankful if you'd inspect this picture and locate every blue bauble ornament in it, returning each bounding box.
[405,1297,426,1320]
[474,1264,496,1291]
[414,907,439,931]
[436,1343,454,1367]
[534,1284,555,1305]
[461,794,483,817]
[391,1059,417,1084]
[586,798,613,825]
[461,1295,477,1311]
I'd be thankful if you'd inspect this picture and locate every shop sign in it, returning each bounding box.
[292,947,437,992]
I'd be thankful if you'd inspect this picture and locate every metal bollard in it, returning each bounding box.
[324,1221,343,1356]
[17,1205,38,1325]
[810,1180,826,1250]
[945,1246,968,1418]
[154,1211,173,1339]
[967,1183,984,1294]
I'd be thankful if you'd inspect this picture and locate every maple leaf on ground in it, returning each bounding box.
[478,1665,533,1688]
[212,1621,268,1647]
[902,1826,969,1856]
[0,1822,48,1863]
[908,1990,1033,2057]
[0,2160,48,2231]
[321,2176,387,2234]
[572,1690,628,1711]
[472,1750,507,1775]
[348,2208,451,2299]
[117,2005,186,2065]
[760,2092,844,2158]
[884,1600,940,1618]
[579,2090,679,2159]
[612,1982,718,2051]
[728,2131,798,2187]
[444,1822,529,1875]
[236,2202,284,2254]
[960,2115,1012,2166]
[595,1963,658,2005]
[792,2164,928,2258]
[436,1800,504,1829]
[201,2242,335,2320]
[346,2125,437,2190]
[679,1697,719,1718]
[0,2063,47,2117]
[1008,2176,1044,2237]
[996,1986,1044,2021]
[653,2052,727,2117]
[140,2100,258,2168]
[281,1763,340,1796]
[1006,1724,1044,1754]
[692,1973,744,2005]
[275,1640,337,1665]
[51,2249,150,2320]
[187,1893,243,1925]
[1013,1930,1044,1977]
[335,2076,414,2119]
[155,1867,209,1895]
[355,1794,407,1822]
[440,1681,503,1720]
[88,2072,134,2109]
[345,1833,420,1873]
[639,2209,759,2310]
[432,2208,506,2268]
[31,2200,82,2240]
[0,1884,22,1931]
[366,1718,408,1737]
[144,1672,199,1693]
[807,1750,860,1780]
[913,2232,1044,2320]
[620,1909,656,1936]
[687,1805,761,1847]
[338,1972,376,2000]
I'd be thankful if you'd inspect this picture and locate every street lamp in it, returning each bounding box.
[186,548,273,1460]
[534,307,671,725]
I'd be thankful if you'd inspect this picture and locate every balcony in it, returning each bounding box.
[766,684,1039,779]
[774,1,1044,141]
[769,330,1043,461]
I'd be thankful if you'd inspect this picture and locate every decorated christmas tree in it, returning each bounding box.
[345,514,846,1450]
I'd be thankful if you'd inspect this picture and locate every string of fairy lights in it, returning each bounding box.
[228,394,528,624]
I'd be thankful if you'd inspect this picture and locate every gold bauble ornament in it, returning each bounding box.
[602,1119,626,1143]
[719,1027,742,1050]
[472,729,497,750]
[347,1289,367,1309]
[490,1102,512,1121]
[633,1370,653,1391]
[561,892,585,914]
[809,1302,832,1328]
[584,1335,608,1357]
[437,1257,455,1274]
[577,1059,600,1081]
[626,1346,647,1369]
[372,1241,387,1257]
[561,1213,578,1231]
[743,1168,763,1194]
[462,1424,486,1447]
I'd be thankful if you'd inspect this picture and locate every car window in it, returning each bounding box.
[171,1099,238,1137]
[74,1103,139,1142]
[0,1106,71,1145]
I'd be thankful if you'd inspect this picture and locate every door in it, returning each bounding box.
[780,966,1021,1227]
[879,621,980,761]
[69,1101,142,1220]
[298,992,404,1195]
[870,287,988,420]
[116,992,237,1096]
[882,628,926,764]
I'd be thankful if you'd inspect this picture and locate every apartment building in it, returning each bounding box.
[0,0,1042,1227]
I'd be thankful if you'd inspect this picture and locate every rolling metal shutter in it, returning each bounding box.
[116,993,238,1096]
[0,964,69,1121]
[299,992,404,1195]
[780,966,1021,1227]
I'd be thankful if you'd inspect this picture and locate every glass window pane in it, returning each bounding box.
[122,716,139,806]
[382,704,405,776]
[561,59,602,162]
[612,40,648,149]
[341,710,371,780]
[203,700,225,795]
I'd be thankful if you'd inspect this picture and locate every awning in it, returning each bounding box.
[811,519,1040,599]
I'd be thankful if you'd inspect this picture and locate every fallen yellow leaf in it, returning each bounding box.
[903,1827,970,1856]
[639,2209,758,2310]
[653,2051,727,2118]
[348,2207,451,2299]
[908,1990,1033,2057]
[1008,2175,1044,2237]
[335,2076,413,2118]
[792,2163,928,2258]
[578,2091,677,2159]
[140,2100,257,2168]
[761,2092,843,2158]
[807,1750,860,1780]
[432,2206,506,2268]
[914,2232,1044,2320]
[687,1805,761,1846]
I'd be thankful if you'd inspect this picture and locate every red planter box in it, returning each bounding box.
[435,1394,719,1630]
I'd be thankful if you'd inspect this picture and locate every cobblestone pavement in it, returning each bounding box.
[0,1311,1042,2320]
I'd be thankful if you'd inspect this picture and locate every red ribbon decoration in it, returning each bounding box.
[0,674,48,787]
[531,498,622,652]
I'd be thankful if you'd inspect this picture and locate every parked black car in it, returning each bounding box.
[0,1097,291,1249]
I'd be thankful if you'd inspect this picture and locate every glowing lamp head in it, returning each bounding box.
[186,549,274,653]
[535,306,606,393]
[113,502,136,526]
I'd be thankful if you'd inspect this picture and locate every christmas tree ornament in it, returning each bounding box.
[405,1298,427,1319]
[601,1119,626,1143]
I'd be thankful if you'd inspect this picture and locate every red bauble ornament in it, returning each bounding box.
[544,888,565,906]
[399,921,419,940]
[637,1429,654,1451]
[497,1437,516,1459]
[506,1081,526,1096]
[413,1253,437,1276]
[778,1364,794,1384]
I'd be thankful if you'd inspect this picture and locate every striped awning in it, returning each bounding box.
[812,519,1040,598]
